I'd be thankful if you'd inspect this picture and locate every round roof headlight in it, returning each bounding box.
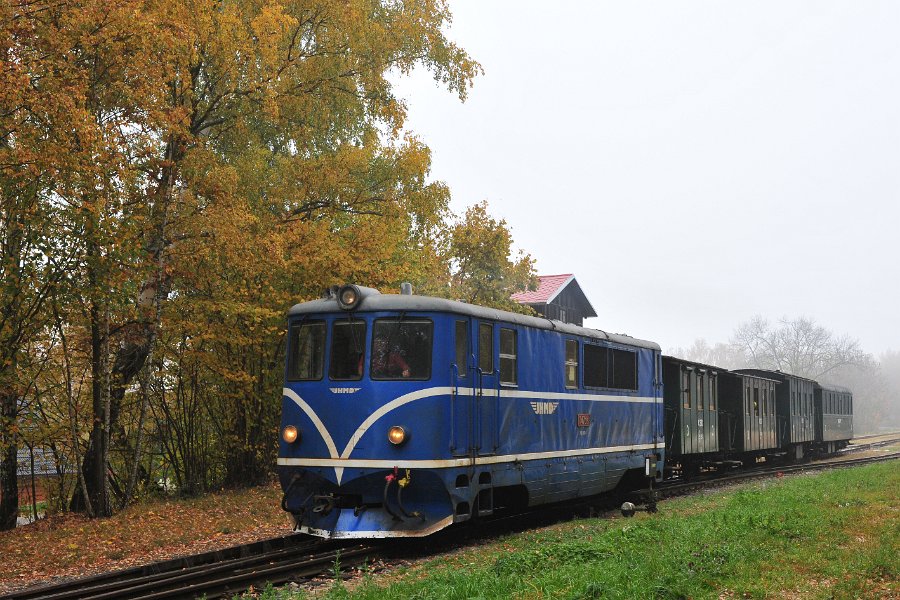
[282,425,299,444]
[388,425,407,446]
[338,284,360,310]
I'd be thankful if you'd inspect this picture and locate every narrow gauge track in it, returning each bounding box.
[0,535,378,600]
[649,450,900,507]
[4,448,897,600]
[843,433,900,453]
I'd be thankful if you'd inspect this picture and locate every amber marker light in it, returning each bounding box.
[282,425,299,444]
[387,425,407,446]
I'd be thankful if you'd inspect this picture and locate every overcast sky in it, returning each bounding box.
[393,1,899,356]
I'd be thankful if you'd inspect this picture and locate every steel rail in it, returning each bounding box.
[652,451,900,501]
[1,536,377,600]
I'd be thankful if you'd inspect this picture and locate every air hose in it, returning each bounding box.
[396,469,424,520]
[383,470,403,521]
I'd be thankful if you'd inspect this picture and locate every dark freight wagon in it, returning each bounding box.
[662,357,719,463]
[718,371,778,454]
[814,383,853,452]
[734,369,816,460]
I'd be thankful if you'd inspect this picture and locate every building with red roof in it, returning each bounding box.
[511,274,597,326]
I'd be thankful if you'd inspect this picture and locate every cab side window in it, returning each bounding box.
[565,340,578,389]
[499,328,517,385]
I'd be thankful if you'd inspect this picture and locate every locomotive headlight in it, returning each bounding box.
[282,425,299,444]
[337,284,361,310]
[388,425,407,446]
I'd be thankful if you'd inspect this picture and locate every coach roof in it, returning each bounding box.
[288,293,660,351]
[816,382,852,394]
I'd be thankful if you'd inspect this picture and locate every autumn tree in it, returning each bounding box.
[3,0,483,516]
[448,201,536,312]
[137,0,478,488]
[0,0,117,527]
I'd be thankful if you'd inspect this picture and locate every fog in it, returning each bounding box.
[394,1,900,360]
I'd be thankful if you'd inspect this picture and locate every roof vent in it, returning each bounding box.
[400,282,413,295]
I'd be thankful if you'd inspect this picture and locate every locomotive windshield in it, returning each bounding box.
[287,321,325,380]
[330,320,366,380]
[371,318,433,380]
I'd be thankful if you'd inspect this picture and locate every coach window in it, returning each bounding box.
[683,370,692,409]
[698,376,705,411]
[371,318,433,380]
[753,387,759,417]
[455,321,468,377]
[610,349,637,390]
[584,344,608,388]
[565,340,579,389]
[499,328,517,386]
[287,321,325,381]
[745,385,751,416]
[709,375,717,411]
[329,320,366,380]
[478,323,493,373]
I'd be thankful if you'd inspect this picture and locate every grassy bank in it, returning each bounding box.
[282,461,899,599]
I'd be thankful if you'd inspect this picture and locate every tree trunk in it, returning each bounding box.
[0,389,19,531]
[70,330,153,514]
[70,142,177,514]
[87,295,110,517]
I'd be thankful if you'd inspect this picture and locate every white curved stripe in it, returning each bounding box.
[340,386,456,458]
[282,387,339,459]
[277,442,658,470]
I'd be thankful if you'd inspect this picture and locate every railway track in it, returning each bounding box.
[0,535,378,600]
[4,448,897,600]
[843,433,900,453]
[642,450,900,510]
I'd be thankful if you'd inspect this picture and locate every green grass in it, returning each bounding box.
[247,462,899,599]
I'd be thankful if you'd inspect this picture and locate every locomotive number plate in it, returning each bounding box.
[577,413,591,427]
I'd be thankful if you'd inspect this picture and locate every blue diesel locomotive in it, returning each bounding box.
[278,285,665,538]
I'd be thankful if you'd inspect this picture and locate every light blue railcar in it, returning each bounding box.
[278,285,664,538]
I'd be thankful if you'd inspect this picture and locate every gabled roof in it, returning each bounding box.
[511,274,597,318]
[511,274,574,304]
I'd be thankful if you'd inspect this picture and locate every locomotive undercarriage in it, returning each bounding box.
[279,467,455,538]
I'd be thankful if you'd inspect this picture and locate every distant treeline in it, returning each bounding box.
[671,316,900,434]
